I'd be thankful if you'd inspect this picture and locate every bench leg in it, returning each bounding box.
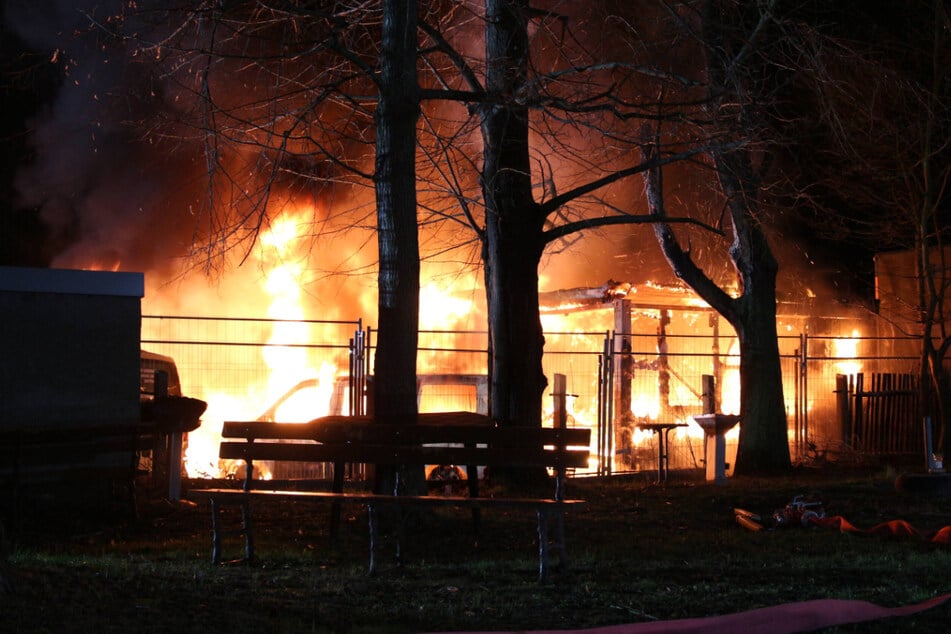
[241,499,255,563]
[536,510,549,582]
[331,460,344,543]
[210,499,222,565]
[367,502,406,574]
[466,463,481,545]
[536,508,569,582]
[395,505,406,569]
[367,503,378,576]
[208,498,255,565]
[553,507,567,569]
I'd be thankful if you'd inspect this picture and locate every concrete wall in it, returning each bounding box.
[0,266,144,431]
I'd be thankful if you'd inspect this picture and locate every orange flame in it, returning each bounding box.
[833,330,862,376]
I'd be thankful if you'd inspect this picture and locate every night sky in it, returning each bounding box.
[1,4,59,266]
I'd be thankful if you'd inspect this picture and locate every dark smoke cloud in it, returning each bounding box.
[5,0,205,278]
[2,1,863,310]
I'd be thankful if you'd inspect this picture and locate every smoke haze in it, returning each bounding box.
[2,1,862,322]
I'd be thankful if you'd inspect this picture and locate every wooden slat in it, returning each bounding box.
[197,411,590,581]
[850,372,920,455]
[216,416,591,477]
[5,437,148,462]
[188,487,587,508]
[218,441,590,469]
[0,423,155,440]
[313,424,591,447]
[222,419,590,447]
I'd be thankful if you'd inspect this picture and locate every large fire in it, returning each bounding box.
[140,201,865,480]
[156,203,492,478]
[168,225,743,480]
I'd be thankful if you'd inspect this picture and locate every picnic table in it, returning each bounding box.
[188,412,591,581]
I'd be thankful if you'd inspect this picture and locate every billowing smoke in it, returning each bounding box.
[3,1,858,320]
[6,1,198,276]
[4,1,384,318]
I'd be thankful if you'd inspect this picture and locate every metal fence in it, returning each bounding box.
[142,315,927,479]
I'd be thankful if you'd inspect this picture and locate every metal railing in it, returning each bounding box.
[142,315,930,477]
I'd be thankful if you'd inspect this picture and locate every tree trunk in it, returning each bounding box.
[714,153,791,476]
[667,0,791,476]
[917,240,951,462]
[732,284,790,475]
[643,145,791,477]
[373,0,421,492]
[936,358,950,461]
[483,220,546,428]
[481,0,548,430]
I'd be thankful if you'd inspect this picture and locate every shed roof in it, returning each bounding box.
[0,266,144,298]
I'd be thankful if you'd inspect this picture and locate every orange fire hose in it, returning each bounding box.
[807,515,951,544]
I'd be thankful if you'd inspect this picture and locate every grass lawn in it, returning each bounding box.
[3,462,950,633]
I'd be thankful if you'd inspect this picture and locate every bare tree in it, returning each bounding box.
[778,0,951,460]
[162,2,789,477]
[425,1,794,476]
[94,1,793,476]
[423,1,717,439]
[633,0,793,475]
[113,3,424,481]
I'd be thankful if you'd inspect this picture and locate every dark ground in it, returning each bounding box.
[2,461,951,633]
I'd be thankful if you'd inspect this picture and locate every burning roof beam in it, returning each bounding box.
[539,280,712,313]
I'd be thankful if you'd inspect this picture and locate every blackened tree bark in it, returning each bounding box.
[480,0,548,431]
[699,0,790,475]
[712,156,789,475]
[472,1,709,440]
[373,0,422,493]
[374,1,420,424]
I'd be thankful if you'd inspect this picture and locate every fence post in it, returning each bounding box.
[553,373,567,429]
[853,373,864,450]
[701,375,715,414]
[598,332,614,476]
[924,416,945,472]
[835,374,850,450]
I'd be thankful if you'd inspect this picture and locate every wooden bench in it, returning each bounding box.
[187,411,590,581]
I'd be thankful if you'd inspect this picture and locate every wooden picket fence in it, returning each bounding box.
[840,373,921,455]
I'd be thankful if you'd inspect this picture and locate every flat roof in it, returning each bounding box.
[0,266,144,298]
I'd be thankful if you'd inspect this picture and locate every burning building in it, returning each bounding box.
[137,229,905,484]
